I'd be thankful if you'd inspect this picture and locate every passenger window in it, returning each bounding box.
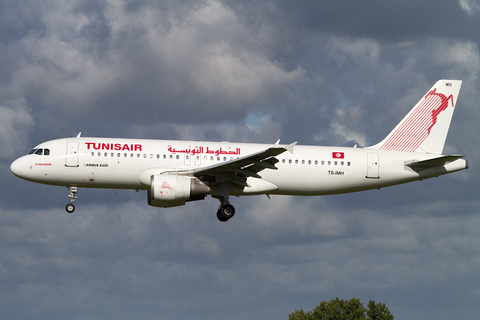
[137,154,140,158]
[308,160,311,164]
[302,160,305,164]
[91,152,94,156]
[156,154,160,159]
[315,160,318,165]
[98,152,101,156]
[347,162,351,166]
[176,155,179,160]
[163,155,166,159]
[289,159,292,164]
[104,152,108,157]
[282,159,285,163]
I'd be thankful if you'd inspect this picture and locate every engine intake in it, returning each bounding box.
[148,174,210,208]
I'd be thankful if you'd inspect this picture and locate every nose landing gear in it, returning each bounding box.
[66,186,78,213]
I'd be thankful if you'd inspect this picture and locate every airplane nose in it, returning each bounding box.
[10,158,24,177]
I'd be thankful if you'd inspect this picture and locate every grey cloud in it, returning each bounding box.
[1,196,479,319]
[0,99,35,161]
[2,1,480,319]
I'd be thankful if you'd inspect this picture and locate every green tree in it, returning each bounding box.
[366,300,394,320]
[289,298,394,320]
[289,309,311,320]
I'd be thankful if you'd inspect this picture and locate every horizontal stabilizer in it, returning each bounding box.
[405,155,465,168]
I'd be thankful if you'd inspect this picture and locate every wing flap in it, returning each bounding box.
[189,142,296,187]
[192,142,296,177]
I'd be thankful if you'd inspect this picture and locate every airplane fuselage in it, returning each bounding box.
[11,137,467,196]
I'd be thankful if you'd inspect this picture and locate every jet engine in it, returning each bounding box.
[148,174,210,208]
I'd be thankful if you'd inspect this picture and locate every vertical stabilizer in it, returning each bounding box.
[368,80,462,154]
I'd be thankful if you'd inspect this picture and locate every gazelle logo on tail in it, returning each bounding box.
[370,80,462,154]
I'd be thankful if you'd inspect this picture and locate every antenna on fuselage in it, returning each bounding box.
[76,132,82,138]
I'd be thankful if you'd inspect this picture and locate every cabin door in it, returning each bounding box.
[65,142,79,167]
[366,153,379,179]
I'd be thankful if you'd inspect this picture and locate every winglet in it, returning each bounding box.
[285,141,297,154]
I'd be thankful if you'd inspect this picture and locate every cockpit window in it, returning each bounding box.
[28,148,50,155]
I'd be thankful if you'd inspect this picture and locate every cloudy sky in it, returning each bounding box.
[1,0,480,319]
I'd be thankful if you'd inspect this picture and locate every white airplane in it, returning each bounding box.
[10,80,468,222]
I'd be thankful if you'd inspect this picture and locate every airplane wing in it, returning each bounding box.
[182,141,297,188]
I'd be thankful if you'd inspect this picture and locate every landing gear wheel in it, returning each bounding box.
[216,209,228,222]
[216,204,235,222]
[66,186,78,214]
[65,203,75,213]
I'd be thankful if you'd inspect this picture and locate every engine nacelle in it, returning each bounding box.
[148,174,210,208]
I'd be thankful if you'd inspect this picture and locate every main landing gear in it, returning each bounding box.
[217,203,235,222]
[216,192,235,222]
[212,185,236,222]
[66,186,78,213]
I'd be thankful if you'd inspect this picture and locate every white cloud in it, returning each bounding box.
[328,108,368,146]
[432,40,480,77]
[142,0,305,109]
[459,0,480,15]
[6,0,304,124]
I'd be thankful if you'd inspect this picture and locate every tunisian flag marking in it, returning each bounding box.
[332,152,344,159]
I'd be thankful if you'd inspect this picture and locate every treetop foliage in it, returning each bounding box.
[289,297,394,320]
